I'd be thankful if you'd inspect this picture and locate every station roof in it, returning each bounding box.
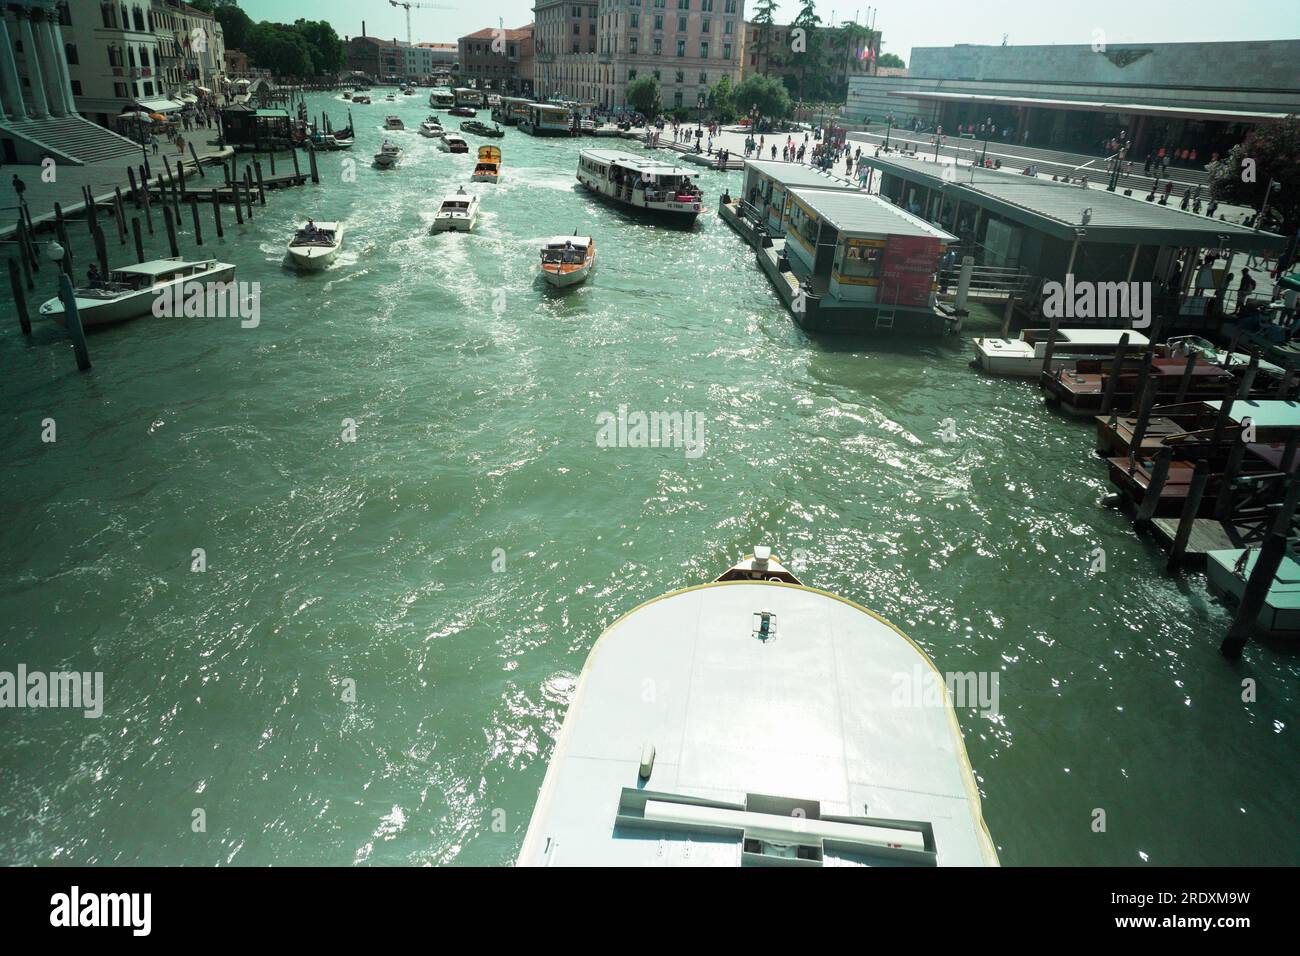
[743,159,858,191]
[861,153,1287,250]
[788,186,957,242]
[887,89,1290,124]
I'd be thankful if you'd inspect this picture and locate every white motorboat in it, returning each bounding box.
[539,235,595,288]
[418,118,445,138]
[438,133,469,154]
[430,186,480,233]
[352,94,372,105]
[38,257,236,328]
[373,141,402,168]
[470,145,501,183]
[517,547,1000,867]
[973,328,1151,376]
[384,115,404,130]
[286,220,344,272]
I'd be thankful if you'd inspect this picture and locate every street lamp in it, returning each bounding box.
[884,114,892,150]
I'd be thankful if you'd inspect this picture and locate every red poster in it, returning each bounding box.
[879,236,941,307]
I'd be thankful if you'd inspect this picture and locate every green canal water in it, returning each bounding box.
[1,93,1296,866]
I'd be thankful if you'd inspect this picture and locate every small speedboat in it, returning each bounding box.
[539,235,595,288]
[286,220,344,271]
[438,133,469,154]
[403,88,415,96]
[418,118,445,138]
[353,95,372,105]
[471,145,501,183]
[449,105,477,117]
[342,91,352,100]
[373,141,402,168]
[430,186,479,233]
[460,119,504,139]
[384,115,404,130]
[38,257,236,328]
[385,93,396,102]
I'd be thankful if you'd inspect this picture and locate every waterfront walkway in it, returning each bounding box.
[0,131,233,242]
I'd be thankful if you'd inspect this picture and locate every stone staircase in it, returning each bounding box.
[0,114,142,166]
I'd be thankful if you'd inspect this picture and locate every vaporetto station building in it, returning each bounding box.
[847,40,1300,160]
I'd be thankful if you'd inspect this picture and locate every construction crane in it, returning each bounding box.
[388,1,451,45]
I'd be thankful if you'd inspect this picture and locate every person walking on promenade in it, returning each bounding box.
[1237,268,1256,314]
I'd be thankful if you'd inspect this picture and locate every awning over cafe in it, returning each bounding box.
[134,97,182,113]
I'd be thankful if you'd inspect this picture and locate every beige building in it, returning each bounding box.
[536,0,744,110]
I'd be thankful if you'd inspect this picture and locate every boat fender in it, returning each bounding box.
[638,743,655,781]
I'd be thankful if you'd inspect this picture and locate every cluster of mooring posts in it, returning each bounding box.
[5,142,320,372]
[1033,316,1300,657]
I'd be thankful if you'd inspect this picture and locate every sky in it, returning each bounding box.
[239,0,1299,63]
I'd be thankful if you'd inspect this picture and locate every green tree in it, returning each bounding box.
[790,2,824,101]
[245,22,315,79]
[878,52,905,69]
[1206,115,1300,235]
[751,0,777,73]
[709,76,736,122]
[214,5,252,51]
[294,19,345,75]
[626,75,660,115]
[733,74,792,122]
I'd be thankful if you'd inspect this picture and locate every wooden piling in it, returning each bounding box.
[291,147,302,181]
[1167,460,1210,571]
[141,176,154,235]
[308,146,320,184]
[190,199,203,246]
[1283,433,1300,475]
[132,217,145,263]
[254,161,267,205]
[1211,385,1237,443]
[53,202,72,271]
[84,190,97,237]
[1221,530,1289,658]
[7,258,31,335]
[189,141,205,178]
[1099,332,1131,416]
[57,272,91,372]
[163,205,179,257]
[128,165,141,206]
[113,187,127,244]
[243,168,255,219]
[1174,354,1197,404]
[1277,366,1296,399]
[1236,350,1260,398]
[269,150,276,175]
[1128,379,1159,463]
[1215,439,1249,522]
[92,224,109,277]
[15,223,33,290]
[232,180,245,225]
[211,190,224,238]
[1135,448,1173,526]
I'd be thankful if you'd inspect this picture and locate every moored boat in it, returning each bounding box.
[974,328,1151,377]
[517,546,999,867]
[471,145,501,183]
[449,105,477,117]
[438,132,469,154]
[38,257,236,328]
[285,220,344,272]
[576,148,703,221]
[430,186,480,233]
[352,94,372,105]
[429,87,455,108]
[539,235,595,288]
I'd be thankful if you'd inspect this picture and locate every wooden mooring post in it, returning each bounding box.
[7,258,31,335]
[307,146,320,184]
[163,205,179,257]
[1174,354,1197,404]
[1134,448,1172,527]
[128,166,141,207]
[1127,379,1159,464]
[254,161,267,205]
[1215,438,1250,522]
[232,180,245,225]
[1222,530,1289,659]
[1211,385,1237,443]
[92,224,109,277]
[243,168,255,219]
[190,199,203,246]
[1167,460,1210,571]
[189,141,205,178]
[211,190,224,238]
[57,272,91,371]
[1236,350,1260,398]
[113,187,127,244]
[1099,332,1131,416]
[132,217,145,263]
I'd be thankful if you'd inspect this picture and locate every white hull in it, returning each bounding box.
[40,265,236,328]
[576,170,701,219]
[431,213,478,233]
[542,263,592,287]
[973,332,1150,377]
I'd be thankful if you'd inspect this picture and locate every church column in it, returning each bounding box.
[44,11,77,116]
[18,12,50,118]
[0,15,27,120]
[33,16,65,115]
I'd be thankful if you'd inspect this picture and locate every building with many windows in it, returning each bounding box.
[535,0,744,111]
[458,24,534,94]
